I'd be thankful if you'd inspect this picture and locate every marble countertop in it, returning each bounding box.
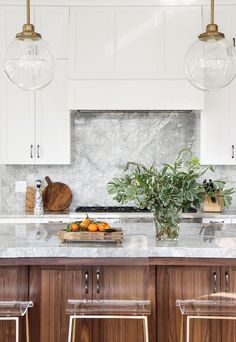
[1,219,236,259]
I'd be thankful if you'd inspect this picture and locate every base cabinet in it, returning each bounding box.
[29,265,156,342]
[156,266,222,342]
[0,266,28,342]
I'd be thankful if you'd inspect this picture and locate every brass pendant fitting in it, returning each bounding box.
[16,24,41,40]
[199,24,225,41]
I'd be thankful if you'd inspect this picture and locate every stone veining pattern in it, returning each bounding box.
[0,110,236,211]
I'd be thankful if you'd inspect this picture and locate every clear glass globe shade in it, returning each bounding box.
[185,37,236,91]
[3,38,55,91]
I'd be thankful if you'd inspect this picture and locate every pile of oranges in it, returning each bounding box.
[67,216,111,233]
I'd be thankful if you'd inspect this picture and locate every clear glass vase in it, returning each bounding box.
[154,215,180,241]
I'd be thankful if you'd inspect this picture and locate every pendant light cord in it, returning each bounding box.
[26,0,30,24]
[211,0,215,24]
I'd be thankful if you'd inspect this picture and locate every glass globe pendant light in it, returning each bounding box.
[185,0,236,91]
[3,0,55,91]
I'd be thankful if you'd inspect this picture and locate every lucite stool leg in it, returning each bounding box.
[179,314,184,342]
[186,316,190,342]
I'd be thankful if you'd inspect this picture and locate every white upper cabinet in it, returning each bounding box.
[70,6,201,80]
[35,6,69,59]
[161,6,201,79]
[69,7,114,78]
[0,6,27,58]
[114,8,162,78]
[35,60,70,165]
[0,5,71,165]
[200,5,236,165]
[69,5,204,110]
[0,75,35,164]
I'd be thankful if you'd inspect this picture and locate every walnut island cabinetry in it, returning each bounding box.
[1,220,236,342]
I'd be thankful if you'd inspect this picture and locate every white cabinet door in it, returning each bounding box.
[161,6,202,79]
[35,60,70,165]
[200,87,232,165]
[35,6,69,59]
[70,7,114,78]
[0,74,35,164]
[200,5,236,165]
[0,6,33,58]
[114,7,162,78]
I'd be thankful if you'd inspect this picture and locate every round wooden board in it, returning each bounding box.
[43,176,73,212]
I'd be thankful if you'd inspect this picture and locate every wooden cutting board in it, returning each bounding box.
[42,176,73,212]
[25,186,36,212]
[58,229,123,243]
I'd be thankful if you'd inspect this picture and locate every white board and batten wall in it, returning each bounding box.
[0,0,235,165]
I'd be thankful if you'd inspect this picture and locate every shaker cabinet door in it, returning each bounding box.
[156,266,221,342]
[93,265,156,342]
[35,60,70,165]
[0,74,35,165]
[0,267,28,342]
[29,266,93,342]
[35,6,69,59]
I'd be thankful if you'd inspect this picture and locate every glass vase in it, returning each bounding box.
[154,215,180,241]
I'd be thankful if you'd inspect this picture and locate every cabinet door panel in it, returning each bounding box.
[93,265,156,342]
[0,267,28,342]
[115,8,162,77]
[221,266,236,342]
[200,87,232,165]
[36,267,92,342]
[156,266,221,342]
[0,6,27,58]
[35,60,70,165]
[70,8,114,78]
[35,7,69,59]
[0,74,35,164]
[162,6,201,79]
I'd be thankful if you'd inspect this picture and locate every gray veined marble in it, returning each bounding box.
[1,110,236,212]
[1,221,236,259]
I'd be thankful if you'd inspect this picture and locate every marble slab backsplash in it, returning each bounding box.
[0,110,236,211]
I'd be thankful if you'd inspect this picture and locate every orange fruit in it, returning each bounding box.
[88,223,98,232]
[80,218,91,229]
[71,223,79,231]
[97,222,110,231]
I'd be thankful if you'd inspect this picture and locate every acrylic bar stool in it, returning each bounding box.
[66,299,151,342]
[176,298,236,342]
[0,301,33,342]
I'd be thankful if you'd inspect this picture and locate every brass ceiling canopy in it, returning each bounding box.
[199,0,225,41]
[16,0,41,40]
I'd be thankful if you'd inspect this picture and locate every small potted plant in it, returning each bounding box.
[107,149,211,240]
[203,179,234,213]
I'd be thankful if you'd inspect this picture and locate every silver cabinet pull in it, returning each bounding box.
[96,270,100,294]
[37,145,40,158]
[225,271,229,293]
[232,145,235,159]
[30,145,34,159]
[233,38,236,47]
[84,271,89,294]
[213,271,217,293]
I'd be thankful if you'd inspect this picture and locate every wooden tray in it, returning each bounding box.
[59,229,123,243]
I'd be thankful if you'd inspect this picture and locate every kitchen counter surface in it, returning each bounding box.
[1,210,236,223]
[1,219,236,259]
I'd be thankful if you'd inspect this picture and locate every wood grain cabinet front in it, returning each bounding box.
[156,266,222,342]
[0,266,28,342]
[29,265,156,342]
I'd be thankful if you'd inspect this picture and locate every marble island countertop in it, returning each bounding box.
[1,219,236,259]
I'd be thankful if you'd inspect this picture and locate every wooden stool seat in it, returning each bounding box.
[66,299,151,342]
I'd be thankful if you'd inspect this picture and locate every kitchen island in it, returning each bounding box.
[1,218,236,342]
